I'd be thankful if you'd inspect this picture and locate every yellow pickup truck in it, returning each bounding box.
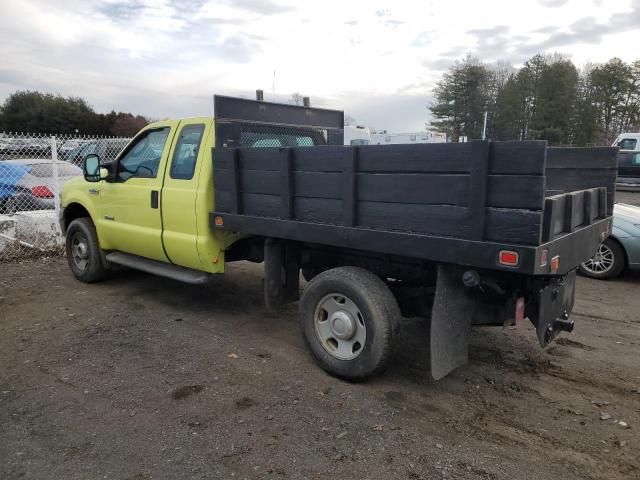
[60,95,617,382]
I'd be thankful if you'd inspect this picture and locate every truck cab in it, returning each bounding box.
[60,96,342,282]
[612,133,640,184]
[61,117,229,275]
[612,133,640,152]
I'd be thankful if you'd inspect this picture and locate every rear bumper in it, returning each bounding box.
[531,218,612,276]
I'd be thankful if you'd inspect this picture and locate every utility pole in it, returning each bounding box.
[482,110,488,140]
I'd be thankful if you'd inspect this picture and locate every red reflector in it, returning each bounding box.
[550,255,560,274]
[31,185,54,198]
[499,250,519,267]
[540,249,548,268]
[515,297,525,324]
[214,215,224,227]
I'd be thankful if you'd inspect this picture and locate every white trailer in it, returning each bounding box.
[344,125,372,145]
[371,131,446,145]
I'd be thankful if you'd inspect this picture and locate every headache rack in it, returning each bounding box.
[213,95,344,148]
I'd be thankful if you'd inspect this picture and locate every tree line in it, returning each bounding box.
[0,91,149,137]
[430,54,640,146]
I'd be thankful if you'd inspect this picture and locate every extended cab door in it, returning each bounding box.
[160,119,211,269]
[97,122,177,261]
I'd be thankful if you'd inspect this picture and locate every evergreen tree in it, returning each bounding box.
[429,55,640,146]
[590,58,634,143]
[530,59,578,145]
[430,56,495,141]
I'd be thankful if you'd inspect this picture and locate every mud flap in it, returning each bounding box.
[430,265,474,380]
[531,270,576,347]
[264,238,300,310]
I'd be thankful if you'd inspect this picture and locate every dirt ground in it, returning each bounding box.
[1,194,640,480]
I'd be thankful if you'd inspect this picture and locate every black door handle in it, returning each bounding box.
[150,190,159,209]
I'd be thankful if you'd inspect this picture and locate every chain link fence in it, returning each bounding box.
[0,133,130,261]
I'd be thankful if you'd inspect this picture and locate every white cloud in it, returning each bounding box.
[0,0,638,131]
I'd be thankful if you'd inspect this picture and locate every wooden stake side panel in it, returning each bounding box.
[213,142,617,247]
[546,147,618,215]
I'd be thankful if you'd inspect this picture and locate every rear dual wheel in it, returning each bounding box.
[299,267,401,381]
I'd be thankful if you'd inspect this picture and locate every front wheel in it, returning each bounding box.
[65,217,109,283]
[579,238,626,280]
[299,267,401,381]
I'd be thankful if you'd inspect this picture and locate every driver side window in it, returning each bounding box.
[117,127,170,181]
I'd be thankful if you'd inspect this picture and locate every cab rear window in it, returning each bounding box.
[618,138,637,150]
[240,131,317,148]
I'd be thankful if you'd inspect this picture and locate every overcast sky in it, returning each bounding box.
[1,0,639,131]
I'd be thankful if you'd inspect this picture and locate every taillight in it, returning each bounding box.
[550,255,560,274]
[539,249,548,268]
[498,250,519,267]
[31,185,54,198]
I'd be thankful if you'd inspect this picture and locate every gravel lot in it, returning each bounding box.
[1,192,639,480]
[616,189,640,206]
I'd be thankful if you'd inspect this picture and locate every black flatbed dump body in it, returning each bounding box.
[205,95,620,380]
[210,140,617,276]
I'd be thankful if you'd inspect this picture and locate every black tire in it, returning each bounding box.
[579,238,626,280]
[299,266,401,381]
[65,217,109,283]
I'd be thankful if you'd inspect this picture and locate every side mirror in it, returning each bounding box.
[83,154,101,182]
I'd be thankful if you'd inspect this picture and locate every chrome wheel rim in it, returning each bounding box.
[71,232,90,271]
[581,243,614,275]
[314,293,366,360]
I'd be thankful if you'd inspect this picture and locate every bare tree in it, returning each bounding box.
[291,92,303,105]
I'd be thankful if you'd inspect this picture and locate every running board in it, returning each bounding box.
[105,252,211,285]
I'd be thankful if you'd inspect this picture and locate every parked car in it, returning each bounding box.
[580,203,640,279]
[0,138,52,159]
[58,139,92,160]
[613,133,640,152]
[0,159,81,213]
[612,133,640,185]
[0,139,29,158]
[616,151,640,185]
[0,136,13,153]
[64,138,129,166]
